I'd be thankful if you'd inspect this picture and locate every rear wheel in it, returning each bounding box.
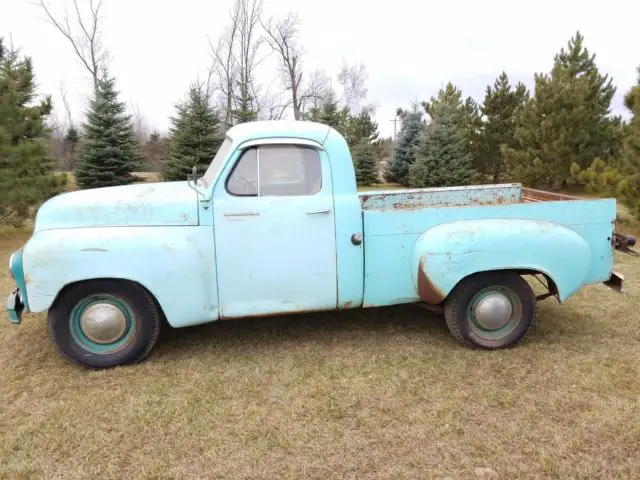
[444,271,536,349]
[48,279,161,368]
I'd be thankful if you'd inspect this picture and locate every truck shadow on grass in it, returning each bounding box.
[149,302,570,362]
[153,305,452,357]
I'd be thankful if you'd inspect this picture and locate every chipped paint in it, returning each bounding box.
[80,248,108,252]
[360,183,521,211]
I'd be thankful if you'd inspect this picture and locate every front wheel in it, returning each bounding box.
[444,271,537,349]
[48,279,162,368]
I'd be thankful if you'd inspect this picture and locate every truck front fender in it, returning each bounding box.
[21,226,218,328]
[412,218,592,304]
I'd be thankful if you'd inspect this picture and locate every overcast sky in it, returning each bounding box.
[3,0,639,138]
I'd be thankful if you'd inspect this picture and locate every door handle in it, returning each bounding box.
[306,209,331,215]
[224,212,260,217]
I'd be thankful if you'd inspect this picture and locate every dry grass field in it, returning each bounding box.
[1,190,639,479]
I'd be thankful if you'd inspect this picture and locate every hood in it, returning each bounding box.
[33,181,199,232]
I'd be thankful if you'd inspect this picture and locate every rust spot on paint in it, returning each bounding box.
[392,202,425,211]
[520,187,580,203]
[343,301,353,309]
[417,258,445,304]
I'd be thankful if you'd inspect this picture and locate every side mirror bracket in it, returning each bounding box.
[187,165,211,209]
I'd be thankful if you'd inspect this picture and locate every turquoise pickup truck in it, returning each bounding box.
[6,120,636,368]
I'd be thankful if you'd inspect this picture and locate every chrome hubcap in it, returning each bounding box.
[80,303,127,344]
[473,292,513,330]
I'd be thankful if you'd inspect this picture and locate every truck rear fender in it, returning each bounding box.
[412,218,593,304]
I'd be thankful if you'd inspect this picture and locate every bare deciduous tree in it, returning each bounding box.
[208,0,267,125]
[59,81,74,129]
[301,69,333,112]
[130,102,149,143]
[208,11,240,127]
[261,12,304,119]
[35,0,109,93]
[258,82,291,120]
[337,60,368,110]
[236,0,266,116]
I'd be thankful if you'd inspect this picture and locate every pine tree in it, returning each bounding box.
[385,107,423,184]
[307,91,350,136]
[162,83,224,181]
[503,31,619,189]
[572,66,640,218]
[142,130,167,172]
[422,82,482,165]
[352,141,378,186]
[0,38,65,227]
[345,107,380,147]
[408,102,476,188]
[614,67,640,217]
[75,73,143,189]
[232,80,257,124]
[63,126,80,170]
[477,72,529,182]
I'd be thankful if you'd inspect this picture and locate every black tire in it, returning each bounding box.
[443,271,536,349]
[48,279,162,369]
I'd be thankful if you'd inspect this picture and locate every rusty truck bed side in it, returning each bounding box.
[358,184,582,212]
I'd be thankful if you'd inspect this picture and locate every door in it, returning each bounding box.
[212,142,338,319]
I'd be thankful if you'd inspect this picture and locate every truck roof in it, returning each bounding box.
[225,120,332,145]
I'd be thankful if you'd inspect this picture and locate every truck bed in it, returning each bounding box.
[358,183,581,211]
[357,182,616,309]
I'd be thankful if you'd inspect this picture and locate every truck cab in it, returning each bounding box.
[195,121,365,319]
[6,120,634,369]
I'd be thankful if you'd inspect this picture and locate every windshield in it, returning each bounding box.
[201,137,233,188]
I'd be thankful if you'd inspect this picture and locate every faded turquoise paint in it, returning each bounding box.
[220,120,331,147]
[361,196,616,307]
[198,122,364,313]
[8,248,29,311]
[322,128,365,309]
[5,120,621,331]
[360,183,521,210]
[21,226,218,328]
[210,144,338,318]
[413,219,593,302]
[33,182,199,232]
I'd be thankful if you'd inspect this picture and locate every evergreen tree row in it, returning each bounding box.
[3,29,640,228]
[384,30,639,222]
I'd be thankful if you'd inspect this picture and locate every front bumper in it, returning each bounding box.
[6,288,24,324]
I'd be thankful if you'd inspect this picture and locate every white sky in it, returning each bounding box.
[3,0,639,138]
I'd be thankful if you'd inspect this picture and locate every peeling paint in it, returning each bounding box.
[360,184,522,211]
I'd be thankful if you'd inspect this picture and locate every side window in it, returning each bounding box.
[258,145,322,196]
[226,144,322,197]
[226,148,258,196]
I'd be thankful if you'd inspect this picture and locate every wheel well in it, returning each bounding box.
[447,269,560,301]
[51,278,169,323]
[515,269,559,298]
